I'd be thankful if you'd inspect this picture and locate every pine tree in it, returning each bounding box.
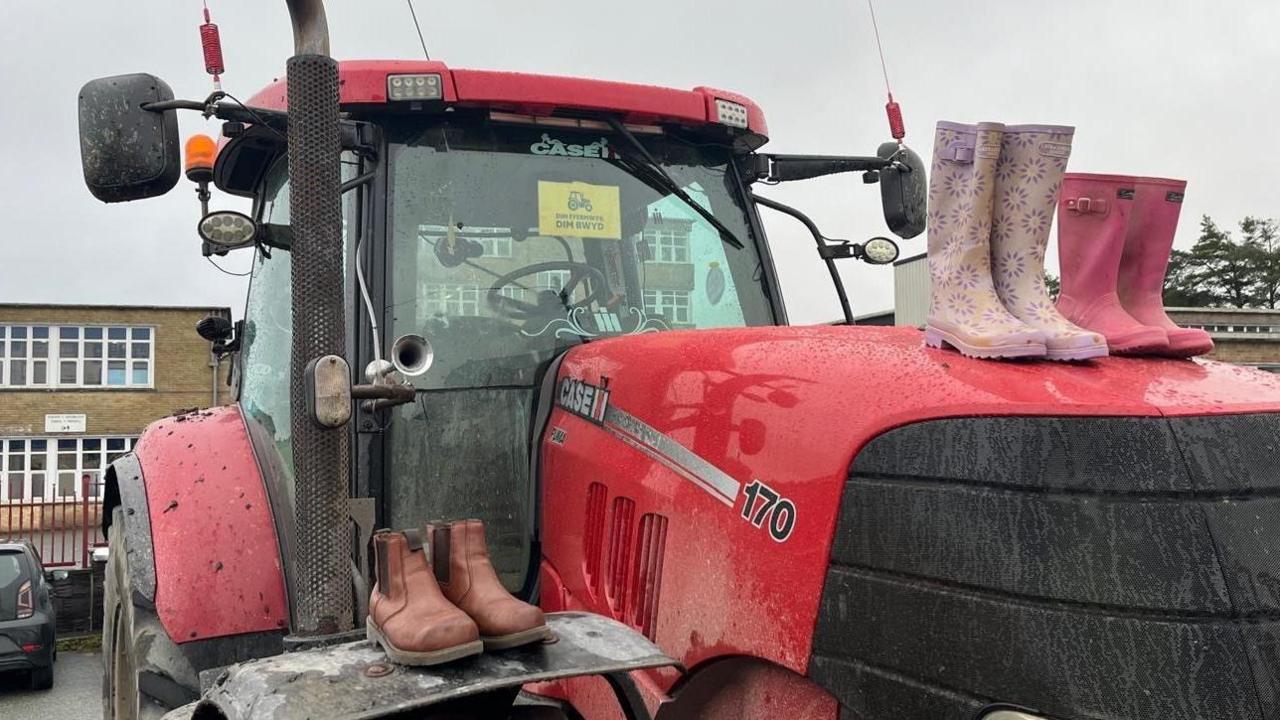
[1163,215,1280,308]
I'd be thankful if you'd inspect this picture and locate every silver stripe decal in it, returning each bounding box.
[601,405,741,506]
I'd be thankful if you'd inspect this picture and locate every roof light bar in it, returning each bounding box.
[713,98,749,129]
[387,73,443,101]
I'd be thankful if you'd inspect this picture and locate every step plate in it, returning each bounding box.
[187,612,673,720]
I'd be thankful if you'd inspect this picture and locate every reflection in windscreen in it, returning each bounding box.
[386,122,773,391]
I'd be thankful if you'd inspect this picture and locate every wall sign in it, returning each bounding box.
[45,414,87,433]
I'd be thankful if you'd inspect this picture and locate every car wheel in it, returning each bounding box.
[30,664,54,690]
[102,507,183,720]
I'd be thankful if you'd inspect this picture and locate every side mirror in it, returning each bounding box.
[877,142,927,239]
[78,73,181,203]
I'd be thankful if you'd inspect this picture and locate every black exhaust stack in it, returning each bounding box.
[283,0,352,638]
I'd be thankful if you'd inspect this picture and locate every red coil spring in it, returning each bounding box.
[200,10,224,78]
[885,96,905,141]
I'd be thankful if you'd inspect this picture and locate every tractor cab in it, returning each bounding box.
[199,61,919,591]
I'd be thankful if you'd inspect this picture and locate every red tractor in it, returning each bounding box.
[78,3,1280,719]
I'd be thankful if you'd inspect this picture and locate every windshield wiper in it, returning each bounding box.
[605,117,744,250]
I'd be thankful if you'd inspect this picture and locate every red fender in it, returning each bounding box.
[133,405,289,643]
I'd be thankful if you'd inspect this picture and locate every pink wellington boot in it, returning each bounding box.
[1055,173,1168,355]
[1116,177,1214,358]
[925,121,1047,359]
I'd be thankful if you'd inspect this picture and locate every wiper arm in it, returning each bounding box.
[605,117,744,250]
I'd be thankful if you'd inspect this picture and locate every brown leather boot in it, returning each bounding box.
[426,519,552,650]
[367,528,482,666]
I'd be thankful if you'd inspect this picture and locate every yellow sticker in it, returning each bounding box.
[537,181,621,239]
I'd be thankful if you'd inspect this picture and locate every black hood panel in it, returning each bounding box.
[811,414,1280,720]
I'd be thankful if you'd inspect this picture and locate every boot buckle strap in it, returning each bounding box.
[943,144,974,163]
[1065,196,1108,215]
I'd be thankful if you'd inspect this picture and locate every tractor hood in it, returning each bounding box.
[542,324,1280,717]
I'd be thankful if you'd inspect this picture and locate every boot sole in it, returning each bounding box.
[366,619,483,666]
[1153,335,1214,359]
[924,327,1046,360]
[1103,326,1168,356]
[482,624,554,651]
[1044,342,1110,362]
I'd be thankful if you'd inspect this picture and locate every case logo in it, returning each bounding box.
[1166,191,1184,202]
[530,134,616,159]
[558,377,611,424]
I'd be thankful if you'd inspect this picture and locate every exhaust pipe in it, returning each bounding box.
[283,0,352,638]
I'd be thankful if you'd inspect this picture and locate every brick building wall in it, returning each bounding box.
[0,305,232,437]
[1167,307,1280,371]
[0,305,232,543]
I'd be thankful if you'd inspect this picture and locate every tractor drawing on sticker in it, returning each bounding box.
[567,190,593,212]
[77,2,1280,719]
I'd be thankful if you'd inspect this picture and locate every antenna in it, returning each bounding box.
[406,0,431,60]
[199,0,226,91]
[866,0,905,142]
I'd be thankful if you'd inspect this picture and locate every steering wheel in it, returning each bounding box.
[487,261,610,321]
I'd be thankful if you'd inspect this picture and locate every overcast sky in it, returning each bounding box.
[1,1,1276,323]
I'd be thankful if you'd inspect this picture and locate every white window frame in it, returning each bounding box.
[422,284,481,317]
[643,228,691,264]
[417,225,514,259]
[1,436,136,503]
[537,270,572,293]
[498,286,527,303]
[0,324,154,390]
[643,289,692,324]
[477,235,513,258]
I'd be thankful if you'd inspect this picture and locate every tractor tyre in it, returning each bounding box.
[103,507,188,720]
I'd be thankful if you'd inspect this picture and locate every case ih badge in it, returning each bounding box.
[558,377,611,424]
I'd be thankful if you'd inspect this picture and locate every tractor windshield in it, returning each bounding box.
[385,120,774,390]
[382,119,774,589]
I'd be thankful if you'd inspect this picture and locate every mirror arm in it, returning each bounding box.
[750,192,855,325]
[747,153,895,183]
[141,98,291,134]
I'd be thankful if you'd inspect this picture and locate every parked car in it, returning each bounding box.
[0,542,55,690]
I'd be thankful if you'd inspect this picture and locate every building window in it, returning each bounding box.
[422,284,480,316]
[643,289,692,324]
[643,228,691,264]
[476,235,513,258]
[0,436,135,503]
[498,286,527,303]
[0,325,153,389]
[537,270,572,293]
[418,225,513,259]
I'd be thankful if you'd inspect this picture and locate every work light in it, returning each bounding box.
[387,73,443,101]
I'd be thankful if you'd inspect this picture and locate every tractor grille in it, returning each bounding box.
[629,513,668,641]
[810,414,1280,720]
[584,482,608,594]
[605,496,636,617]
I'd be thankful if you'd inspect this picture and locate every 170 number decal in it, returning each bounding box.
[740,480,796,542]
